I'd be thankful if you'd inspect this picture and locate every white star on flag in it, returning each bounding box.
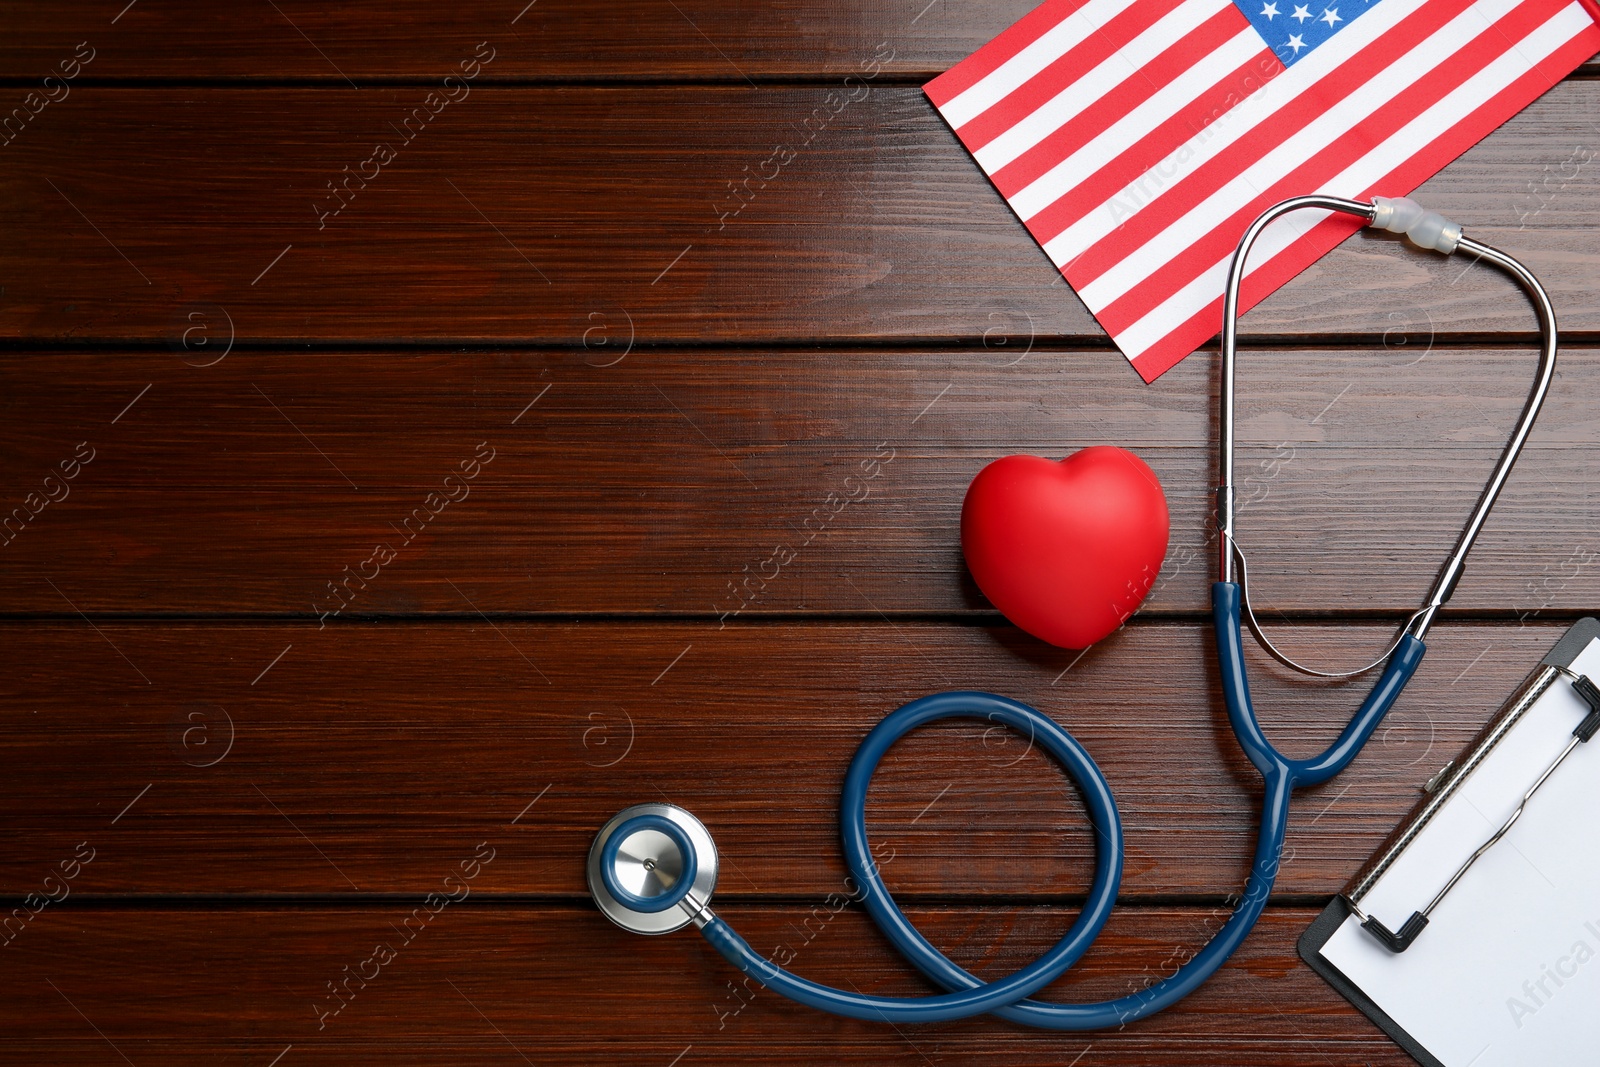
[1262,1,1281,17]
[1292,4,1313,20]
[1321,6,1344,23]
[1287,31,1308,49]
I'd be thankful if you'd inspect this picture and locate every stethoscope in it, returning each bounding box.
[586,195,1559,1028]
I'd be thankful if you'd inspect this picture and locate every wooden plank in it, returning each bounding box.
[0,619,1562,897]
[6,10,1588,1067]
[0,0,1047,81]
[6,1,1582,82]
[1,348,1597,616]
[0,904,1407,1065]
[0,85,1595,345]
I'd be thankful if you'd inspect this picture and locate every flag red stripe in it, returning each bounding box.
[928,0,1600,380]
[1125,213,1363,382]
[1367,24,1600,200]
[990,4,1255,195]
[924,0,1094,107]
[954,0,1199,153]
[1055,0,1480,282]
[1012,46,1278,241]
[1126,22,1600,382]
[1094,0,1565,335]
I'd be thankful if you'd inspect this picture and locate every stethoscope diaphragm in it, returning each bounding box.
[587,803,718,935]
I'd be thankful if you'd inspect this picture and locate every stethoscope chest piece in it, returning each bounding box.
[587,803,718,934]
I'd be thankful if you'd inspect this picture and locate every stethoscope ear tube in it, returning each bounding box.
[1212,581,1427,788]
[700,691,1127,1024]
[1216,195,1558,673]
[687,589,1429,1029]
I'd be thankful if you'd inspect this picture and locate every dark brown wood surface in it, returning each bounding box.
[0,0,1593,80]
[2,907,1404,1065]
[1,347,1598,616]
[2,2,1598,1064]
[0,621,1561,897]
[0,85,1596,345]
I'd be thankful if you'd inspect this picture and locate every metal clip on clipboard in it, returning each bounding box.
[1342,624,1600,953]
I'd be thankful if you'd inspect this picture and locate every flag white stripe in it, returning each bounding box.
[1029,0,1428,244]
[1117,214,1325,359]
[1078,0,1527,310]
[1115,3,1589,360]
[974,0,1230,172]
[940,0,1143,130]
[996,28,1265,211]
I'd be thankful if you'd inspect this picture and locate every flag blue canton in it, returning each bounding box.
[1231,0,1379,65]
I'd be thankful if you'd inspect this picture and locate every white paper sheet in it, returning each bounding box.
[1319,637,1600,1067]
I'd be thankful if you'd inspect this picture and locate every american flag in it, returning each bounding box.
[926,0,1600,381]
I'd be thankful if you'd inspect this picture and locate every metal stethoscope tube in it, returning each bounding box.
[587,195,1559,1028]
[1221,195,1559,676]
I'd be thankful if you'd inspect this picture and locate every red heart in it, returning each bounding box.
[961,446,1169,649]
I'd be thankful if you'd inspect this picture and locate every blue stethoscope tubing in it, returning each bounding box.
[593,195,1559,1029]
[699,583,1425,1027]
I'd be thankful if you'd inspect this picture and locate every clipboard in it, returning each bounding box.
[1299,617,1600,1067]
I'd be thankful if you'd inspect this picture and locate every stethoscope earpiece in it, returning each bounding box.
[587,803,717,935]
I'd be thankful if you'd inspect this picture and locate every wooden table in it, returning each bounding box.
[1,3,1596,1063]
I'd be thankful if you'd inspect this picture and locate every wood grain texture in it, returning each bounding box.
[3,0,1579,81]
[0,84,1596,345]
[0,620,1564,897]
[0,905,1406,1065]
[5,5,1596,1063]
[2,347,1596,616]
[0,0,1050,81]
